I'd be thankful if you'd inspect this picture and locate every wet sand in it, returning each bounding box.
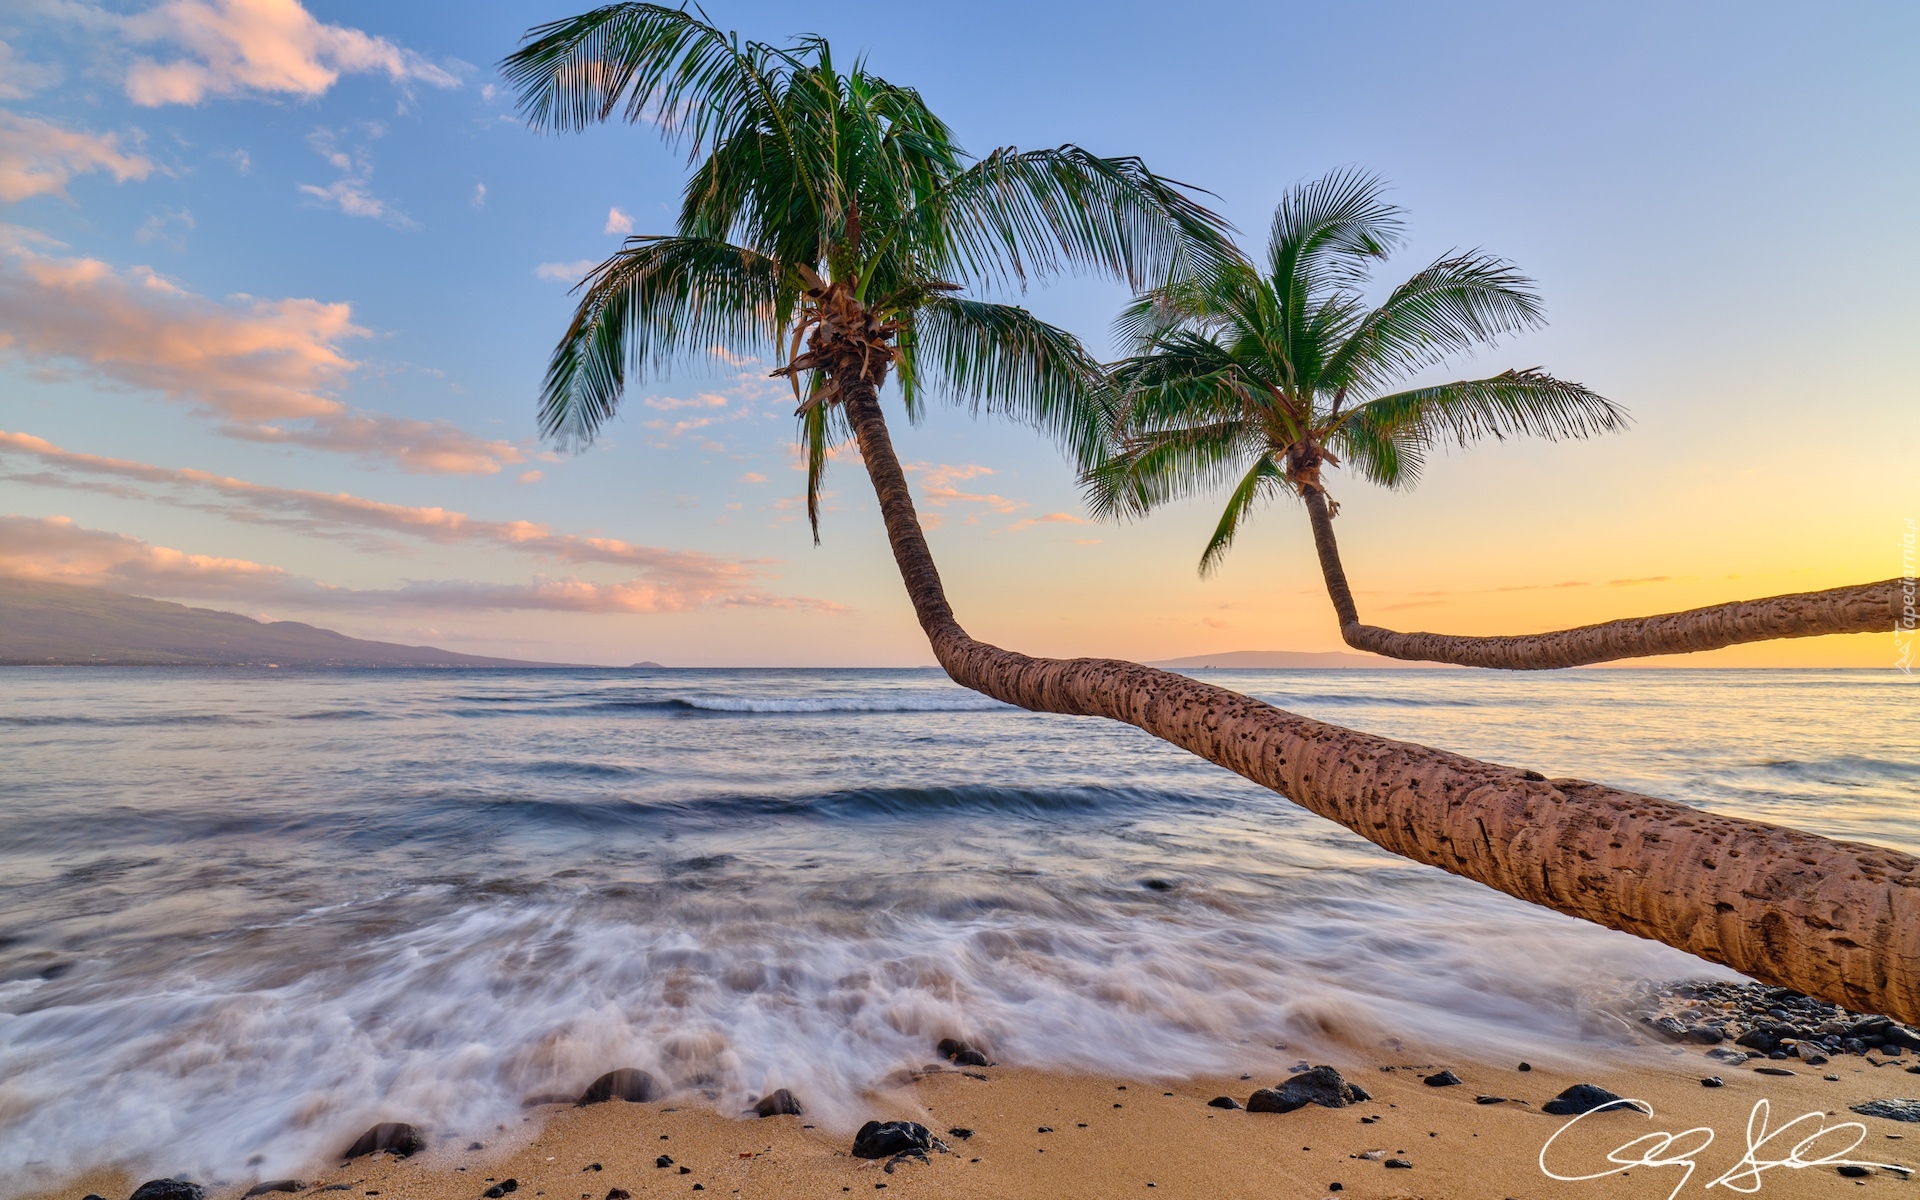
[36,1042,1920,1200]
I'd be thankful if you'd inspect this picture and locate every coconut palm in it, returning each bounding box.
[1087,169,1627,570]
[502,6,1920,1023]
[1089,170,1899,667]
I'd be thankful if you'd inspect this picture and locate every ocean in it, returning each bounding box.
[0,667,1913,1188]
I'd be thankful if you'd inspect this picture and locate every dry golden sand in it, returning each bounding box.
[33,1047,1920,1200]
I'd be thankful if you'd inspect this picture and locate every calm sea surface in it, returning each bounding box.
[0,667,1914,1187]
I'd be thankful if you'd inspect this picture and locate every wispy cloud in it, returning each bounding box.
[0,431,756,586]
[1003,511,1088,533]
[905,461,1024,519]
[0,513,839,615]
[102,0,460,107]
[534,258,596,283]
[297,126,412,228]
[134,206,194,250]
[0,110,155,203]
[0,231,522,473]
[0,41,62,100]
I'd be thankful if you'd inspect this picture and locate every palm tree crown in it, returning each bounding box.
[1085,169,1628,573]
[501,3,1232,537]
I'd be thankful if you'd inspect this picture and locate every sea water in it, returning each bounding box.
[0,667,1913,1187]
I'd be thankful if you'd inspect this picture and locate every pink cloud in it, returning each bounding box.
[0,235,522,473]
[1003,511,1090,533]
[0,110,156,203]
[0,514,839,614]
[904,461,1024,516]
[0,430,755,588]
[116,0,459,107]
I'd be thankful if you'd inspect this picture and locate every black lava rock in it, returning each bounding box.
[655,1156,673,1169]
[1754,1067,1796,1077]
[342,1123,423,1160]
[1702,1077,1725,1088]
[1518,1062,1532,1072]
[946,1128,973,1140]
[130,1182,205,1200]
[1206,1096,1241,1110]
[1384,1158,1413,1169]
[578,1069,658,1105]
[606,1191,631,1200]
[1424,1070,1462,1088]
[1542,1085,1641,1116]
[1475,1096,1507,1105]
[752,1089,802,1117]
[1851,1099,1920,1122]
[1687,1026,1725,1045]
[935,1038,989,1067]
[243,1183,304,1197]
[483,1188,505,1197]
[1247,1066,1370,1114]
[1837,1165,1872,1178]
[852,1121,934,1159]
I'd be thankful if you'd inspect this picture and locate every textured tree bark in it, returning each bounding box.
[1301,488,1901,669]
[839,377,1920,1025]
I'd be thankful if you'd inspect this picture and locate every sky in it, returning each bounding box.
[0,0,1913,667]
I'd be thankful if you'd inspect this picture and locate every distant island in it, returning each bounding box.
[1145,649,1439,669]
[0,578,582,668]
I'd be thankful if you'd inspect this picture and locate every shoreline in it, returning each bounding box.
[31,1032,1920,1200]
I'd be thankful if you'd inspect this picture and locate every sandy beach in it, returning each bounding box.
[36,1031,1920,1200]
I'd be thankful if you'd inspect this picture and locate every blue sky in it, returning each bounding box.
[1,0,1913,665]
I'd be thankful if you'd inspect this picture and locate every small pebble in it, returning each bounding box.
[1518,1063,1532,1072]
[1385,1158,1413,1169]
[1702,1077,1724,1088]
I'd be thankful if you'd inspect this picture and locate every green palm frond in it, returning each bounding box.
[1199,455,1288,575]
[503,3,797,157]
[1337,368,1628,450]
[1083,418,1259,521]
[539,236,790,446]
[900,297,1107,466]
[1267,168,1401,309]
[924,146,1234,293]
[1323,252,1547,393]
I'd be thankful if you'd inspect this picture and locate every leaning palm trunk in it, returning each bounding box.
[1303,491,1900,669]
[839,365,1920,1024]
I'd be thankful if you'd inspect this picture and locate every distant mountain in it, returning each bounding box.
[1146,649,1441,669]
[0,578,579,667]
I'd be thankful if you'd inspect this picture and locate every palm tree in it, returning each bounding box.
[502,6,1920,1024]
[1090,170,1901,667]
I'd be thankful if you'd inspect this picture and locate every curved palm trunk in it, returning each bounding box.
[1302,489,1900,669]
[837,373,1920,1024]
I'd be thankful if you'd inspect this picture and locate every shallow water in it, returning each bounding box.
[0,667,1913,1189]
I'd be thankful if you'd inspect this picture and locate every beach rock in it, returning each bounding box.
[1247,1066,1369,1114]
[851,1121,933,1159]
[467,1143,485,1151]
[1706,1048,1749,1064]
[243,1182,304,1197]
[1542,1085,1640,1116]
[1687,1026,1725,1045]
[605,1191,630,1200]
[1702,1077,1724,1088]
[1754,1067,1796,1077]
[129,1182,205,1200]
[677,1168,690,1176]
[1851,1100,1920,1122]
[1837,1165,1872,1178]
[1384,1158,1413,1169]
[577,1069,657,1105]
[934,1038,989,1066]
[751,1089,802,1117]
[946,1128,973,1140]
[342,1123,423,1160]
[1475,1095,1507,1105]
[655,1156,673,1169]
[1424,1070,1462,1088]
[1207,1096,1241,1110]
[1518,1062,1532,1072]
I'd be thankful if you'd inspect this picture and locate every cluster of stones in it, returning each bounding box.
[1634,981,1920,1061]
